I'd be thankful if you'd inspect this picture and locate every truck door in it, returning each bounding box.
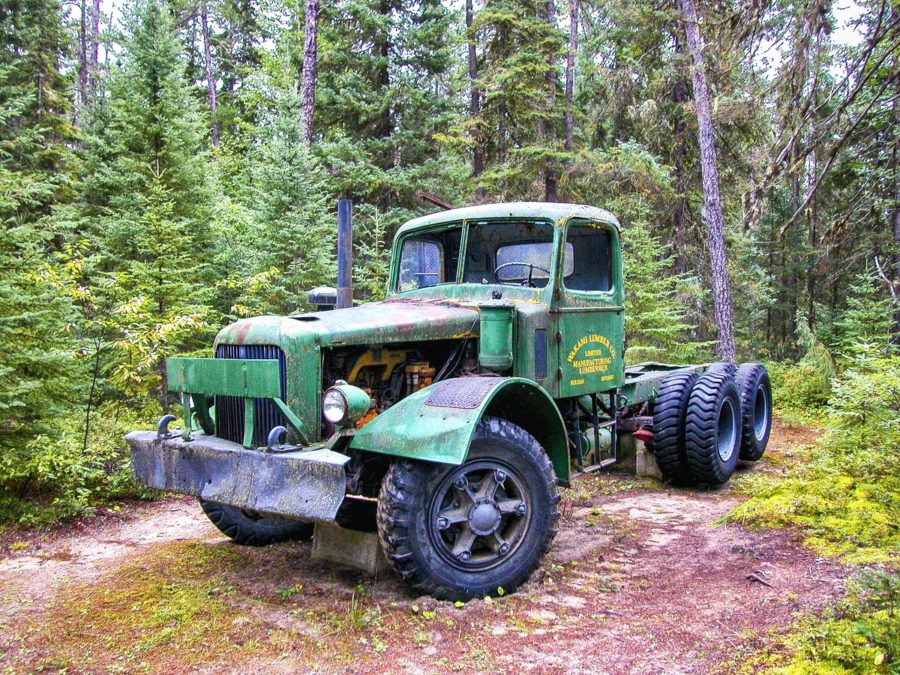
[554,218,625,398]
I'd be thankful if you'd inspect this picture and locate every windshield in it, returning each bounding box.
[396,219,559,291]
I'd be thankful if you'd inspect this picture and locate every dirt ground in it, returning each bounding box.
[0,419,849,674]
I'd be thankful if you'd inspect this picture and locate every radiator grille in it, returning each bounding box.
[215,344,287,447]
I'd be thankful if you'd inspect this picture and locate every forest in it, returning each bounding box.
[0,0,897,669]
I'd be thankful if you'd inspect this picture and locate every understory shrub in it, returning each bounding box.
[762,571,898,674]
[0,404,153,525]
[731,352,899,565]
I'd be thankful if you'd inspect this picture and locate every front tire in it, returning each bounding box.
[199,499,315,546]
[377,417,560,601]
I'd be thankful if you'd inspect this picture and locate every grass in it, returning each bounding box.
[721,571,898,674]
[11,540,260,672]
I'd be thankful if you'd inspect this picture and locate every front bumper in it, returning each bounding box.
[125,431,350,522]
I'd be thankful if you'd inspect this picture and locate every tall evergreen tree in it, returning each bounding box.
[315,0,462,211]
[472,0,565,200]
[73,0,217,404]
[220,91,335,317]
[0,60,80,482]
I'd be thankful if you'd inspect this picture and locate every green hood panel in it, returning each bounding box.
[213,300,480,442]
[215,300,479,350]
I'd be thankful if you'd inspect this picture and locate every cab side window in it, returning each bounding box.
[565,225,613,292]
[397,229,461,292]
[399,239,444,291]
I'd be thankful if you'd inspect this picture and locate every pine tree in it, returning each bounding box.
[221,91,335,317]
[0,62,80,468]
[72,0,217,405]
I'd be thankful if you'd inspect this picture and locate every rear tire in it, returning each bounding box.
[650,370,699,484]
[199,499,314,546]
[377,417,560,601]
[684,369,742,485]
[735,363,772,461]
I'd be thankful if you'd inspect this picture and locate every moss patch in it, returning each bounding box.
[720,572,898,674]
[11,540,262,672]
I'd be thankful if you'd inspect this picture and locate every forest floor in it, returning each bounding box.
[0,419,851,674]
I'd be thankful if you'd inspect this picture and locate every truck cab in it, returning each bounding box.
[388,203,624,398]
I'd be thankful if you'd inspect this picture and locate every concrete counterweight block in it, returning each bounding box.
[312,522,391,575]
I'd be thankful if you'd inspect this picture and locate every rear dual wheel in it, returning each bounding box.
[735,363,772,461]
[684,369,742,485]
[651,363,773,486]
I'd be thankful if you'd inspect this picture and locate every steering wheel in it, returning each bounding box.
[493,261,551,287]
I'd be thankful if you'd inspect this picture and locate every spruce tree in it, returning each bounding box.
[622,219,706,363]
[469,0,565,200]
[221,91,335,317]
[74,0,217,405]
[834,268,896,359]
[314,0,463,210]
[0,62,79,475]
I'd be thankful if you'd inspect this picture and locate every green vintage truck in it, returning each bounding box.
[126,202,772,600]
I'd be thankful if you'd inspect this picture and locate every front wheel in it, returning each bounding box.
[199,499,315,546]
[376,417,560,601]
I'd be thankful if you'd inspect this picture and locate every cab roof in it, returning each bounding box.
[396,202,620,237]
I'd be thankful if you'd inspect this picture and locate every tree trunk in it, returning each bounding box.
[78,0,88,110]
[541,1,558,202]
[806,129,818,331]
[89,0,100,85]
[679,0,736,362]
[892,4,900,338]
[201,0,219,145]
[563,0,577,153]
[301,0,319,146]
[671,33,689,275]
[467,0,485,202]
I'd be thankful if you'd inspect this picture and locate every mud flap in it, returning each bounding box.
[126,431,349,522]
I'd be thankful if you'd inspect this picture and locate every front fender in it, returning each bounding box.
[349,376,570,484]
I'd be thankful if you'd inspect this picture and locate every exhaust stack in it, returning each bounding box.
[336,198,353,309]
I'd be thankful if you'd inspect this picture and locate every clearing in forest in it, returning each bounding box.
[0,420,848,673]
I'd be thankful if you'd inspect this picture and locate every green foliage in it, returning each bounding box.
[752,571,898,674]
[468,0,566,199]
[219,90,335,317]
[622,219,709,363]
[72,0,218,406]
[833,269,897,362]
[0,226,81,459]
[731,350,900,566]
[766,312,837,420]
[353,206,392,302]
[0,404,152,524]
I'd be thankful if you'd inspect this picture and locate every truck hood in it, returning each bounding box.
[215,299,480,349]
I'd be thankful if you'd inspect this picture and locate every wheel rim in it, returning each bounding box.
[428,459,531,571]
[717,398,738,462]
[753,384,770,442]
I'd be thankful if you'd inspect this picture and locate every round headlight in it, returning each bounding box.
[323,389,348,424]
